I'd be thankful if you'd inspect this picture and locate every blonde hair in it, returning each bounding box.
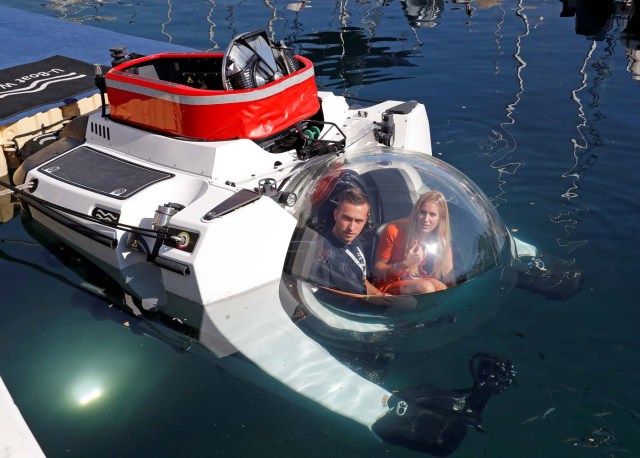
[404,191,452,279]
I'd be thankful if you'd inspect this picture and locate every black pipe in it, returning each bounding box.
[24,197,118,249]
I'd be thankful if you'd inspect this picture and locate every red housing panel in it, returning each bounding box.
[105,53,320,141]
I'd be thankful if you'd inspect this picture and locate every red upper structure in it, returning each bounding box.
[105,33,320,141]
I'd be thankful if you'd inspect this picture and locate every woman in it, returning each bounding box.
[373,191,454,295]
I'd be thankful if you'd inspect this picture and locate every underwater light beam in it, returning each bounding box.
[78,387,103,406]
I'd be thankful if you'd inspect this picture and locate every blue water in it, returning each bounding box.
[1,1,639,457]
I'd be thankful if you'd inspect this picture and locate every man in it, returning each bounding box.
[311,187,384,297]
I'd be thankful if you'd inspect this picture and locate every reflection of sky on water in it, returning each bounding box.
[42,0,135,23]
[478,0,528,208]
[160,0,173,43]
[550,41,597,254]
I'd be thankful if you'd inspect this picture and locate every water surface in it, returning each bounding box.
[1,1,639,457]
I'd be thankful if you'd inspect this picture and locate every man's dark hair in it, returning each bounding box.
[337,187,369,207]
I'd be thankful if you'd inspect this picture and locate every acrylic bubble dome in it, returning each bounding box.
[281,148,519,352]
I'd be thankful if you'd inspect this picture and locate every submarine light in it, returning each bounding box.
[279,191,297,207]
[71,376,106,407]
[285,192,297,207]
[78,387,103,406]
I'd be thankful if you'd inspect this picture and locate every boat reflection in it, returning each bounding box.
[551,0,638,254]
[401,0,445,28]
[295,29,418,90]
[561,0,640,81]
[561,0,615,40]
[622,0,640,80]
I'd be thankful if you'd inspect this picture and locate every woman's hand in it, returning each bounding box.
[405,243,424,268]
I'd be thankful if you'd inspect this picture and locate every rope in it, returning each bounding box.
[343,95,384,105]
[0,238,39,246]
[0,179,171,240]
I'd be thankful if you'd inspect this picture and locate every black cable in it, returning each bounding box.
[0,179,170,240]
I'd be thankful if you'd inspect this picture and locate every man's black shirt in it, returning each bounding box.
[310,231,367,295]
